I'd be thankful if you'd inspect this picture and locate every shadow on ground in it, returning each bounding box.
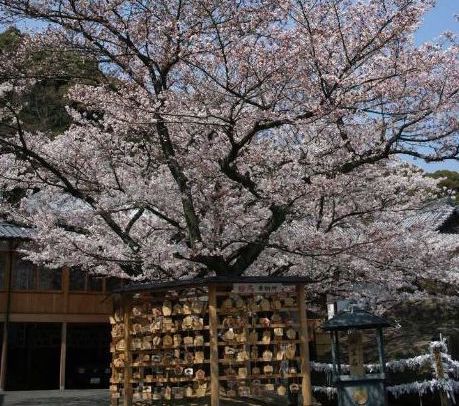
[2,390,109,406]
[2,390,316,406]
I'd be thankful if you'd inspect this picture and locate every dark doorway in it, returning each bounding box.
[66,323,111,389]
[6,323,61,390]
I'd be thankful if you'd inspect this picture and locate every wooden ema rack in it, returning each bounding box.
[110,278,314,406]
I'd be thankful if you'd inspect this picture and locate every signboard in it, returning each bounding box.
[327,303,335,320]
[232,283,295,294]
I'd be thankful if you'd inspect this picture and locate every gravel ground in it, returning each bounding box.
[2,390,109,406]
[0,390,312,406]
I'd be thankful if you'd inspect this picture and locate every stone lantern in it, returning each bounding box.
[323,307,391,406]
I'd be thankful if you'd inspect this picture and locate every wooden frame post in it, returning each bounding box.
[297,284,313,406]
[208,284,219,406]
[59,322,67,390]
[376,328,385,375]
[432,344,449,406]
[123,297,132,406]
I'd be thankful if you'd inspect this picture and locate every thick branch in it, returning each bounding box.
[155,117,202,244]
[229,204,287,276]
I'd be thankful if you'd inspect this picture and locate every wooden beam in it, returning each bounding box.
[5,313,111,323]
[208,284,219,406]
[297,284,313,406]
[59,322,67,391]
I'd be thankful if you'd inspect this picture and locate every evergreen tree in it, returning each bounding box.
[428,170,459,203]
[0,27,101,134]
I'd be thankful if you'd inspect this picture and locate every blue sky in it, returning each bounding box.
[411,0,458,173]
[2,1,458,173]
[416,0,457,44]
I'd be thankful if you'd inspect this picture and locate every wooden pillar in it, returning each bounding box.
[123,297,132,406]
[59,322,67,390]
[334,332,342,375]
[432,345,449,406]
[59,266,70,391]
[297,284,313,406]
[0,325,7,391]
[208,284,219,406]
[377,329,389,406]
[330,331,341,380]
[376,328,386,374]
[0,243,13,391]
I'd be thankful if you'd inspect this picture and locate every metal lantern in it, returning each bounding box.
[323,307,391,406]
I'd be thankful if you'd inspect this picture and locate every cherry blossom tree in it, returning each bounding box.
[0,0,457,298]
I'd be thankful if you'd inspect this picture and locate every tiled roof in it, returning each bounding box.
[403,199,457,231]
[0,222,33,239]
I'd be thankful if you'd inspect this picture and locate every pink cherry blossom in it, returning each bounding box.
[0,1,457,299]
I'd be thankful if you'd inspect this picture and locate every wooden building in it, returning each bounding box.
[0,222,117,391]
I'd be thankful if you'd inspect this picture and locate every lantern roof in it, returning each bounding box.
[323,307,391,331]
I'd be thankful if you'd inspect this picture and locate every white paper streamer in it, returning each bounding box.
[310,340,459,401]
[312,385,337,399]
[311,340,459,401]
[310,354,432,373]
[311,350,458,374]
[387,379,459,398]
